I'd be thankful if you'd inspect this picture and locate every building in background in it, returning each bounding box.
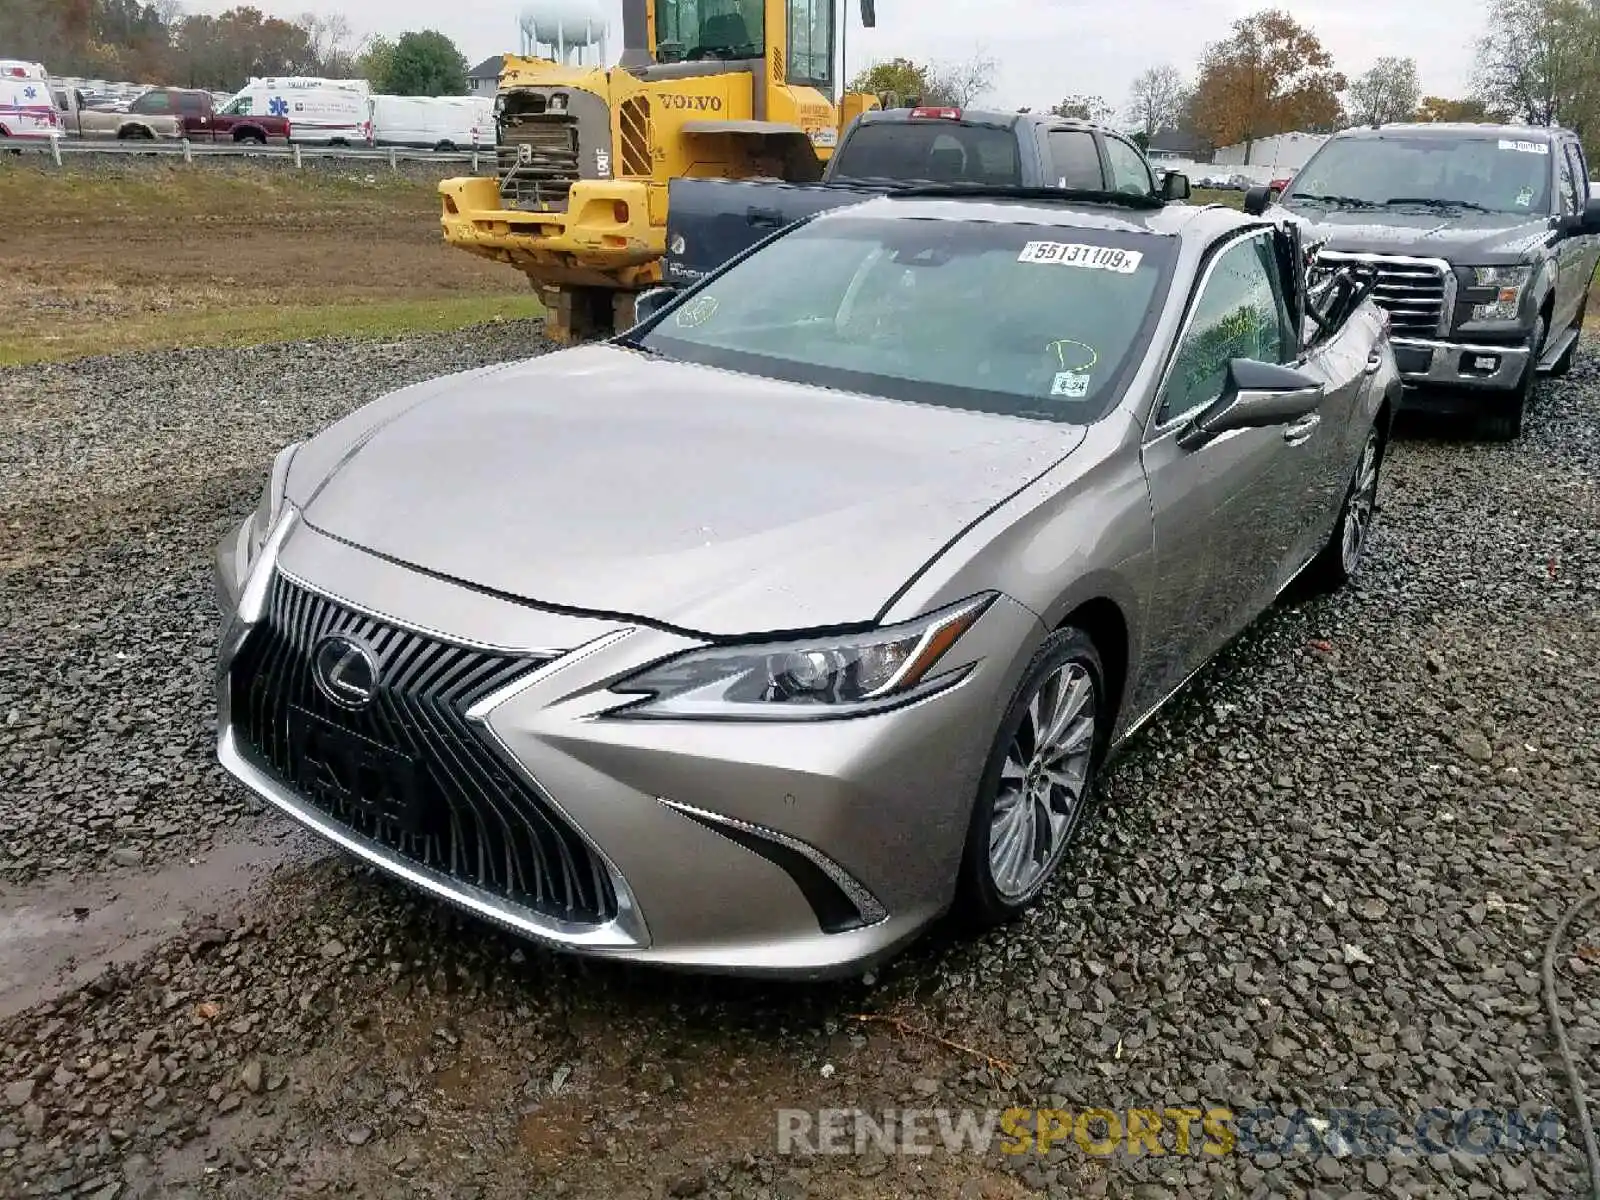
[1147,128,1213,164]
[466,56,504,96]
[1212,131,1328,170]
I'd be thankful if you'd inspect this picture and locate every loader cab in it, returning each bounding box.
[648,0,834,93]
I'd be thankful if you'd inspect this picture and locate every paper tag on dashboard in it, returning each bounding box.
[1498,139,1549,155]
[1050,371,1091,398]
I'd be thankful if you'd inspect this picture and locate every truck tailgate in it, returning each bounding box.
[664,178,885,285]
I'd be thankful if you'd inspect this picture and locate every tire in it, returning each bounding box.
[1480,313,1544,442]
[1304,422,1385,594]
[238,132,266,146]
[119,127,153,141]
[954,626,1108,930]
[1547,298,1585,379]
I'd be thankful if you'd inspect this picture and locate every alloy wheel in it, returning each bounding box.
[988,661,1097,902]
[1340,430,1381,576]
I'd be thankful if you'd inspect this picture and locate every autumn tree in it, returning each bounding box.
[1191,9,1347,163]
[1415,95,1496,123]
[1125,65,1188,139]
[1051,94,1115,122]
[850,53,995,108]
[1347,56,1420,125]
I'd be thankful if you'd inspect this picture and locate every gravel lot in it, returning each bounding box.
[1,327,1596,1200]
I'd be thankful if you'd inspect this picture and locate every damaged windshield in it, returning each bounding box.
[635,213,1175,423]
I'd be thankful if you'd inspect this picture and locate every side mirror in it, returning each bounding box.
[1162,171,1191,202]
[1178,359,1325,450]
[1243,184,1274,216]
[632,285,677,325]
[1574,196,1600,235]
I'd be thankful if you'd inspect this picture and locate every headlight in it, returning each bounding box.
[245,443,300,568]
[608,594,995,720]
[1469,265,1532,322]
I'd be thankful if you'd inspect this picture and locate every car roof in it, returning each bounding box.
[816,194,1261,243]
[857,108,1128,136]
[1335,122,1568,142]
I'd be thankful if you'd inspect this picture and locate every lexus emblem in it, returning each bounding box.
[312,636,378,709]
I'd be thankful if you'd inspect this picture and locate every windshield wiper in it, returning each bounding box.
[1383,196,1494,213]
[1290,193,1383,210]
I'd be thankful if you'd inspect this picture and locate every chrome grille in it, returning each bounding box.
[498,117,580,210]
[1316,251,1450,337]
[229,574,617,926]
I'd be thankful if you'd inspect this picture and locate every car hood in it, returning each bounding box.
[298,345,1085,636]
[1284,206,1555,260]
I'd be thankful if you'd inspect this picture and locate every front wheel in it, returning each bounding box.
[1304,423,1384,594]
[954,627,1107,929]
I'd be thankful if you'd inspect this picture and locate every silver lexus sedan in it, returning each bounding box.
[216,192,1399,978]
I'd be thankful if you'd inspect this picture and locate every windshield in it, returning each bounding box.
[831,122,1023,185]
[636,214,1174,423]
[1284,135,1553,215]
[655,0,763,60]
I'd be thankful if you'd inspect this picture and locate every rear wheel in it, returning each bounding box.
[954,627,1107,929]
[238,131,266,146]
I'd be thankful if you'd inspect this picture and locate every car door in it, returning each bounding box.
[1557,139,1599,329]
[1130,230,1311,716]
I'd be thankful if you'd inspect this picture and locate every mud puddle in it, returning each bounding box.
[0,818,317,1020]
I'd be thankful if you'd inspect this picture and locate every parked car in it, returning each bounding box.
[371,94,494,151]
[1254,121,1600,439]
[122,87,292,144]
[665,106,1186,284]
[53,85,181,140]
[216,189,1397,979]
[0,61,58,140]
[223,79,372,146]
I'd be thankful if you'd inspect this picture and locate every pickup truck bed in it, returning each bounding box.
[664,107,1180,286]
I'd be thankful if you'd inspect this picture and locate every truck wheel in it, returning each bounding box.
[238,131,266,146]
[1547,299,1586,378]
[1479,314,1544,442]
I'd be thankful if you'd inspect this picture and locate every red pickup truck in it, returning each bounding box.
[125,87,291,144]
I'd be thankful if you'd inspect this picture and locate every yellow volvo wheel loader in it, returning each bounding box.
[439,0,882,343]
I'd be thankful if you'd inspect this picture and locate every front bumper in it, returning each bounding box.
[215,515,1043,978]
[1391,336,1530,393]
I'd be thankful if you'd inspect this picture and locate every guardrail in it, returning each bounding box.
[0,136,492,173]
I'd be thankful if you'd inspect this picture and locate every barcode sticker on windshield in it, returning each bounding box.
[1498,139,1549,155]
[1018,242,1144,273]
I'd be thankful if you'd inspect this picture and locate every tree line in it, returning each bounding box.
[850,0,1600,165]
[0,0,471,95]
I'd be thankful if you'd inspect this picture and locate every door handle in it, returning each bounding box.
[1283,413,1321,445]
[746,207,783,228]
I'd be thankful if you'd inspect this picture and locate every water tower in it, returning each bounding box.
[519,0,609,67]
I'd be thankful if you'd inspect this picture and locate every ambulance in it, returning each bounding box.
[0,60,60,140]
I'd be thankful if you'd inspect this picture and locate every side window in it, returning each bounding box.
[131,90,170,114]
[1556,142,1579,215]
[225,96,252,116]
[179,93,203,114]
[1047,130,1104,190]
[1105,136,1154,196]
[1564,141,1588,207]
[1158,235,1294,425]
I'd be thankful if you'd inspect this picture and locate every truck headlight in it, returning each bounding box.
[607,594,994,720]
[1469,265,1532,322]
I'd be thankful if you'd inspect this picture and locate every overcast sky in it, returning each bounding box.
[190,0,1488,113]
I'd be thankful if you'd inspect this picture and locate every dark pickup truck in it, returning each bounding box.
[664,107,1188,285]
[1252,121,1600,439]
[125,87,292,145]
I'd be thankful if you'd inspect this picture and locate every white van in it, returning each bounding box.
[223,81,372,146]
[0,61,60,140]
[371,95,494,151]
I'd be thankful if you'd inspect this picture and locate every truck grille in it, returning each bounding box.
[499,117,580,210]
[1316,252,1450,337]
[229,573,618,926]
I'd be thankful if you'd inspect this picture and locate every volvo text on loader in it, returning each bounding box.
[439,0,881,343]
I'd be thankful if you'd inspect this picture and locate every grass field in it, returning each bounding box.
[0,163,540,366]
